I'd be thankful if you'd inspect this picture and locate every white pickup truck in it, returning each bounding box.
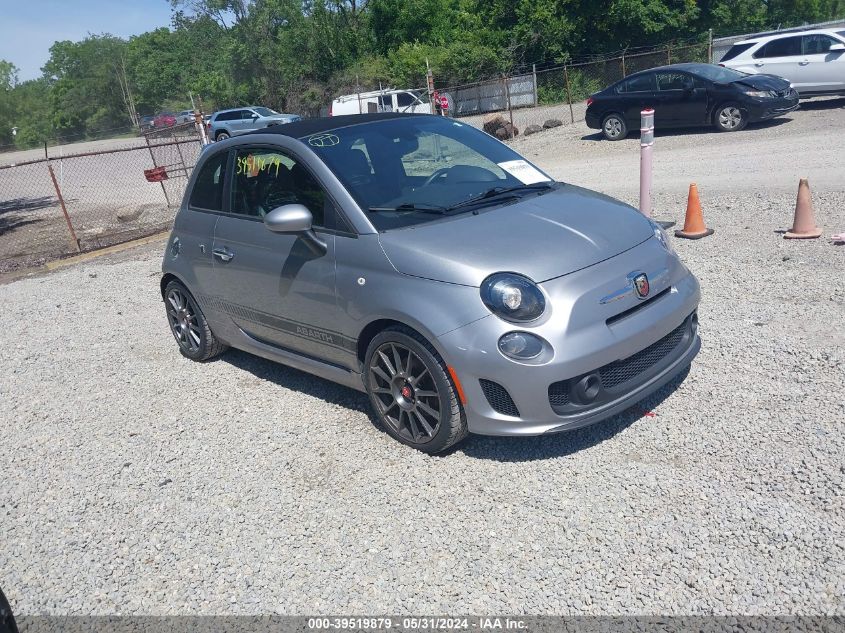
[330,89,433,116]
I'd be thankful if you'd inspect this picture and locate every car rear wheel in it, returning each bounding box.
[364,326,468,454]
[164,280,226,361]
[602,114,628,141]
[215,131,230,141]
[714,104,748,132]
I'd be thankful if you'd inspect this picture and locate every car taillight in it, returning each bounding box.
[328,104,333,116]
[586,97,594,107]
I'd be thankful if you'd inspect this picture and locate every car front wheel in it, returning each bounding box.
[364,326,468,454]
[163,280,226,361]
[602,114,628,141]
[714,104,748,132]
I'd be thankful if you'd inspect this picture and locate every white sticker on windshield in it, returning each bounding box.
[497,160,551,185]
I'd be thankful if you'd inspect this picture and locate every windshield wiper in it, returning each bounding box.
[446,181,555,211]
[368,203,449,215]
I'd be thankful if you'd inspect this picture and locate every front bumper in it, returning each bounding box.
[437,237,701,436]
[745,91,800,122]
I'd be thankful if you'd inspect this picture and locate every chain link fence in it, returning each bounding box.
[445,38,710,137]
[0,137,202,273]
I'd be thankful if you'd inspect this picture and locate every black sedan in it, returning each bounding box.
[585,63,799,140]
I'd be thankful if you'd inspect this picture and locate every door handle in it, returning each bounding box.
[755,62,765,67]
[799,60,810,65]
[213,247,234,262]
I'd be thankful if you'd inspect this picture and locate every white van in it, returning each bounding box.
[330,89,433,116]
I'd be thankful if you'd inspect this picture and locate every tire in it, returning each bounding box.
[364,326,468,454]
[713,103,748,132]
[602,113,628,141]
[163,280,227,362]
[215,131,230,141]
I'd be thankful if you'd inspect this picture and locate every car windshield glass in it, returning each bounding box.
[303,117,554,230]
[253,107,277,117]
[688,65,748,82]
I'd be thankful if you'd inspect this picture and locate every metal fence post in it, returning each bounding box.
[174,140,189,180]
[708,29,714,63]
[503,75,515,139]
[532,64,538,106]
[144,134,170,207]
[563,65,575,124]
[621,52,627,77]
[667,43,672,64]
[47,162,81,252]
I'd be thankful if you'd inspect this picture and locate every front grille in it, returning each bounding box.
[548,384,571,408]
[479,379,520,418]
[600,321,687,390]
[548,315,692,415]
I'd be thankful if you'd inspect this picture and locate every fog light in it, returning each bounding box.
[498,332,544,360]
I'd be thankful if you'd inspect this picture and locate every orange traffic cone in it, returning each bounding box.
[675,183,714,240]
[785,178,822,239]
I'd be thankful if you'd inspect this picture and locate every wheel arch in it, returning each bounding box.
[710,99,747,121]
[356,317,450,369]
[160,272,190,300]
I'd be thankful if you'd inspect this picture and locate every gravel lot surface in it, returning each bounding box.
[1,102,844,616]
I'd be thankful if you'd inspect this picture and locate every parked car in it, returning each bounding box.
[153,112,177,128]
[331,89,433,116]
[161,113,701,453]
[139,115,155,130]
[208,107,301,141]
[585,62,799,140]
[719,29,845,96]
[176,109,196,124]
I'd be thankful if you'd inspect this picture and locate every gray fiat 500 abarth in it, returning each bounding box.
[161,113,700,453]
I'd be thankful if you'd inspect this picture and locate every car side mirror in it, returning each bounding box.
[263,204,327,256]
[251,114,260,120]
[264,204,312,233]
[829,43,845,52]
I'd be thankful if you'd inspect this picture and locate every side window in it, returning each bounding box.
[396,92,416,107]
[720,42,756,62]
[803,34,838,55]
[188,151,228,211]
[377,95,393,112]
[217,111,237,122]
[656,72,687,91]
[230,148,328,226]
[754,36,802,58]
[619,74,656,93]
[241,110,257,120]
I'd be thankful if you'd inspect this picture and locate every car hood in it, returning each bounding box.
[377,185,655,287]
[731,73,791,91]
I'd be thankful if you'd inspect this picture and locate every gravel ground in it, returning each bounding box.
[1,105,844,616]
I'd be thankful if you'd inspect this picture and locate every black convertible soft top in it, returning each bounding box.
[245,112,427,140]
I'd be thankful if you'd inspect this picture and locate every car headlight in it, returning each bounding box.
[649,219,675,254]
[743,89,776,98]
[481,273,545,322]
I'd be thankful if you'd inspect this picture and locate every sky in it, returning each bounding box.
[0,0,176,82]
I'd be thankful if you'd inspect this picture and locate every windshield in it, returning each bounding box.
[303,117,553,230]
[690,64,749,83]
[253,107,277,117]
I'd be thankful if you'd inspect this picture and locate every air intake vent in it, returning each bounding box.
[479,379,520,418]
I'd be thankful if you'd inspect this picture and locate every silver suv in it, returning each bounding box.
[161,113,701,453]
[720,29,845,95]
[208,106,301,141]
